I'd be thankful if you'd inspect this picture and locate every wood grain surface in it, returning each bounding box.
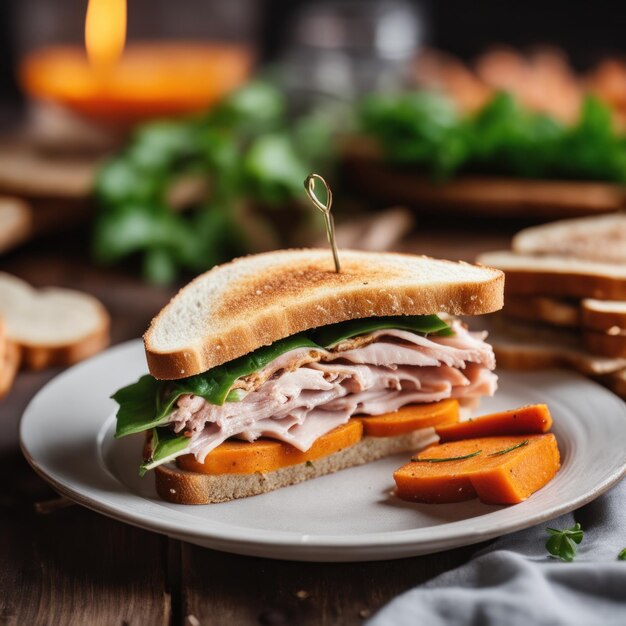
[0,224,513,626]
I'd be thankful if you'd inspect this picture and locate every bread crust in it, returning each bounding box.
[581,300,626,333]
[487,318,626,375]
[0,273,111,370]
[154,429,437,504]
[144,249,504,379]
[20,324,110,370]
[478,251,626,300]
[503,270,626,300]
[504,296,579,328]
[583,329,626,359]
[0,340,21,398]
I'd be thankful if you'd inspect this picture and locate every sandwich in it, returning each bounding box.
[112,249,504,504]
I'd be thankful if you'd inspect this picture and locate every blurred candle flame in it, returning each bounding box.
[85,0,127,72]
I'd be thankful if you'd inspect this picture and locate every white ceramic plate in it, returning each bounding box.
[20,340,626,562]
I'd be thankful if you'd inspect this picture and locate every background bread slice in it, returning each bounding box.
[477,251,626,299]
[504,295,580,328]
[512,212,626,264]
[582,329,626,358]
[486,320,626,375]
[0,273,110,369]
[0,340,21,398]
[581,299,626,333]
[145,249,504,380]
[0,198,32,254]
[155,429,438,504]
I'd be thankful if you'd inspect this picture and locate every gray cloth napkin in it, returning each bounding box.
[369,478,626,626]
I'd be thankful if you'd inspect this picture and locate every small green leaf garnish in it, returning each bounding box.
[305,460,314,468]
[618,548,626,561]
[487,440,529,457]
[545,523,584,562]
[411,450,482,463]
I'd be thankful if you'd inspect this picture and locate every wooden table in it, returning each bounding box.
[0,223,514,625]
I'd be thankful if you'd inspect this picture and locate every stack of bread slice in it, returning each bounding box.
[477,213,626,398]
[0,273,110,398]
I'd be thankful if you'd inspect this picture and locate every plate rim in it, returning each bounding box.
[19,339,626,560]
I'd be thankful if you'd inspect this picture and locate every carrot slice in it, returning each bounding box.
[176,420,363,475]
[435,404,552,443]
[358,400,459,437]
[394,434,560,505]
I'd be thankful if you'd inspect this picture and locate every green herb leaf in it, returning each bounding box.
[140,428,191,475]
[411,450,482,463]
[361,90,626,184]
[618,548,626,561]
[305,460,315,468]
[487,440,529,457]
[545,523,584,562]
[311,315,453,348]
[113,375,164,438]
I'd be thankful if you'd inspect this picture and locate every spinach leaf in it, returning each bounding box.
[113,375,165,438]
[311,314,452,347]
[139,428,191,476]
[114,334,319,439]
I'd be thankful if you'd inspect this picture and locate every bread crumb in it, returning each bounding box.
[169,489,176,494]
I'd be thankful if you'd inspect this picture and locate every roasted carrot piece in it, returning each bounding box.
[394,434,560,505]
[435,404,552,443]
[177,420,363,475]
[359,400,459,437]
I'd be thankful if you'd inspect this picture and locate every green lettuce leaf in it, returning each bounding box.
[311,314,453,347]
[139,427,191,476]
[114,333,319,439]
[113,375,165,438]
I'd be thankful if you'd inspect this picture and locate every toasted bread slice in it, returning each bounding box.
[144,249,504,380]
[504,295,580,328]
[512,213,626,264]
[155,428,438,504]
[581,299,626,333]
[0,142,96,199]
[487,319,626,375]
[583,329,626,358]
[477,251,626,300]
[0,197,32,254]
[0,340,21,398]
[0,272,110,369]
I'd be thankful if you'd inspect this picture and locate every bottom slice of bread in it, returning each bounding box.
[155,429,438,504]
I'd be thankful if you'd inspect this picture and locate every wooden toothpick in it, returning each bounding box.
[304,173,341,273]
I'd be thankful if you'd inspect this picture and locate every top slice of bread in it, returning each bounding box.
[512,212,626,264]
[144,249,504,379]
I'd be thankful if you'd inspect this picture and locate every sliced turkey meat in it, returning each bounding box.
[169,321,497,462]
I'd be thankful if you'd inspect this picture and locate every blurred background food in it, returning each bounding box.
[0,0,625,286]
